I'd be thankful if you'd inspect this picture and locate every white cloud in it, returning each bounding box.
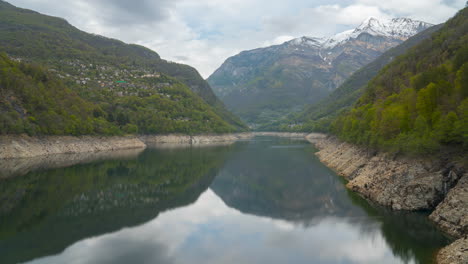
[6,0,466,78]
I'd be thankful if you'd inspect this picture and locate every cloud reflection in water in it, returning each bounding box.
[28,189,408,264]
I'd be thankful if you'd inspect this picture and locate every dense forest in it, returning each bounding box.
[0,0,246,135]
[331,8,468,154]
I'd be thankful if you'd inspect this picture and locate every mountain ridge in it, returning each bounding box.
[0,0,247,135]
[267,23,443,132]
[287,17,433,49]
[208,16,432,127]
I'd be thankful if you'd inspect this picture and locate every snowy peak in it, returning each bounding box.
[353,17,433,38]
[288,17,433,49]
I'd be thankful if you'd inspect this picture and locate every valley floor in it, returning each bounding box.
[306,133,467,264]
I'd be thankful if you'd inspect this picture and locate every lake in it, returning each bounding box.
[0,136,451,264]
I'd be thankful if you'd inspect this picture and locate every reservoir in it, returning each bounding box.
[0,136,451,264]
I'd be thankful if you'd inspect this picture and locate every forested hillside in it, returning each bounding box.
[0,0,246,134]
[272,24,443,132]
[0,54,237,135]
[332,8,468,154]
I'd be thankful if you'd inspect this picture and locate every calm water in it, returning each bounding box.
[0,137,451,264]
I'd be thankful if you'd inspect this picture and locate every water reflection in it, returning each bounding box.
[0,137,451,264]
[25,190,439,264]
[210,138,450,263]
[211,138,359,223]
[0,145,232,264]
[0,148,144,178]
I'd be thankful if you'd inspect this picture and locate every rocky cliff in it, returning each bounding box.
[306,134,467,264]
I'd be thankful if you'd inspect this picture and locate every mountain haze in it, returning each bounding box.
[208,17,433,127]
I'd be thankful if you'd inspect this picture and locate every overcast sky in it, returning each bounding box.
[7,0,466,78]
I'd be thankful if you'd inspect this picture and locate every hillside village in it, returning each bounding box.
[11,56,175,98]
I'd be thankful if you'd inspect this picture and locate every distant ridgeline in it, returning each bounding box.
[303,7,467,155]
[0,0,247,135]
[272,24,444,132]
[208,16,433,127]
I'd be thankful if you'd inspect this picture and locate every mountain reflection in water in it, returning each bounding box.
[0,137,450,264]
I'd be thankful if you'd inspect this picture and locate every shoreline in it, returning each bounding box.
[305,133,467,264]
[0,133,256,160]
[0,132,312,160]
[1,132,465,262]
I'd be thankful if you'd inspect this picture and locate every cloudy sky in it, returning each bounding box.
[7,0,466,78]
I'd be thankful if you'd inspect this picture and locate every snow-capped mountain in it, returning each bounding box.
[288,17,433,49]
[208,17,433,126]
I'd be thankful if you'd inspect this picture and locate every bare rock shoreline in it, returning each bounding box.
[306,133,467,264]
[0,135,146,159]
[0,133,255,160]
[0,132,313,160]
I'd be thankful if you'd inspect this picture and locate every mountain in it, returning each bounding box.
[332,7,468,154]
[0,54,238,135]
[268,24,443,132]
[0,0,247,134]
[208,17,433,127]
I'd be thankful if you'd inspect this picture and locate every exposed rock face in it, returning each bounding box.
[0,135,146,159]
[436,237,468,264]
[306,135,455,211]
[430,174,468,238]
[0,133,256,159]
[253,132,308,138]
[306,134,468,263]
[140,133,253,146]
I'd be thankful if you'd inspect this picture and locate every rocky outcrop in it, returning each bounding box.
[436,237,468,264]
[140,133,253,146]
[306,135,461,211]
[139,132,306,148]
[0,135,146,159]
[254,132,308,138]
[306,134,467,263]
[430,173,468,238]
[0,133,256,160]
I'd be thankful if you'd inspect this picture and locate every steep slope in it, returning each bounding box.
[0,0,246,131]
[0,54,236,135]
[208,17,432,127]
[271,24,443,132]
[332,7,468,154]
